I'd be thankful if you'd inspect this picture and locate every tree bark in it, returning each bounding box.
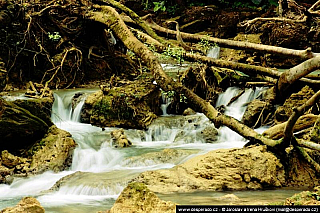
[144,18,316,60]
[277,56,320,99]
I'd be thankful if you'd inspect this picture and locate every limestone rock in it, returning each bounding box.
[122,149,198,167]
[182,108,196,116]
[81,79,161,129]
[137,145,286,193]
[0,98,49,154]
[242,100,273,128]
[200,125,219,143]
[111,128,132,148]
[217,194,240,201]
[1,150,27,169]
[13,96,54,127]
[28,125,77,173]
[107,182,176,213]
[283,186,320,205]
[0,165,12,184]
[71,92,86,110]
[275,86,315,123]
[0,197,45,213]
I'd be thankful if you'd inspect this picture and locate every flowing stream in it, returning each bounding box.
[0,86,303,212]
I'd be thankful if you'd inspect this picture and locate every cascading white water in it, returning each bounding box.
[216,87,266,142]
[207,46,220,59]
[0,86,268,212]
[160,92,172,116]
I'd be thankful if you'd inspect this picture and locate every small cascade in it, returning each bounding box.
[216,86,266,142]
[129,114,211,148]
[207,46,220,59]
[51,92,87,123]
[160,91,172,116]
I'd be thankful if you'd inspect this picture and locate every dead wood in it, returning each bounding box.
[263,114,318,140]
[143,17,316,60]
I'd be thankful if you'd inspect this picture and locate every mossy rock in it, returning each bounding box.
[13,97,54,126]
[82,79,161,129]
[108,182,176,213]
[0,98,49,154]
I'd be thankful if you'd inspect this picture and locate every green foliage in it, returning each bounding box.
[162,46,185,64]
[48,32,61,42]
[153,1,166,12]
[198,35,218,52]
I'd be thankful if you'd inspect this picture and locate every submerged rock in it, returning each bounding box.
[136,145,286,193]
[111,128,132,148]
[81,79,161,129]
[281,186,320,205]
[0,197,45,213]
[121,149,198,167]
[104,182,176,213]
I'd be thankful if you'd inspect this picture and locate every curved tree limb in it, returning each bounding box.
[277,56,320,96]
[308,0,320,16]
[101,0,169,46]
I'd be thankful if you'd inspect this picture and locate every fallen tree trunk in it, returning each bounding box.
[86,5,283,149]
[144,18,316,60]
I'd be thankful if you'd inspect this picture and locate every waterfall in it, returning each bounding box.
[216,86,266,142]
[160,91,172,116]
[207,46,220,59]
[0,86,270,212]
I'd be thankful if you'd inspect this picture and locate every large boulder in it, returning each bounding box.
[81,79,161,129]
[0,197,44,213]
[0,125,76,183]
[104,182,176,213]
[136,145,286,193]
[13,96,54,127]
[0,98,49,154]
[27,125,77,173]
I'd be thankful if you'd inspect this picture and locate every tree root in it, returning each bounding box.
[296,146,320,174]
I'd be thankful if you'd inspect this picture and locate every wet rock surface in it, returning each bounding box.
[122,148,198,167]
[136,145,286,193]
[0,125,76,183]
[0,197,45,213]
[81,79,161,129]
[111,128,132,148]
[105,182,176,213]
